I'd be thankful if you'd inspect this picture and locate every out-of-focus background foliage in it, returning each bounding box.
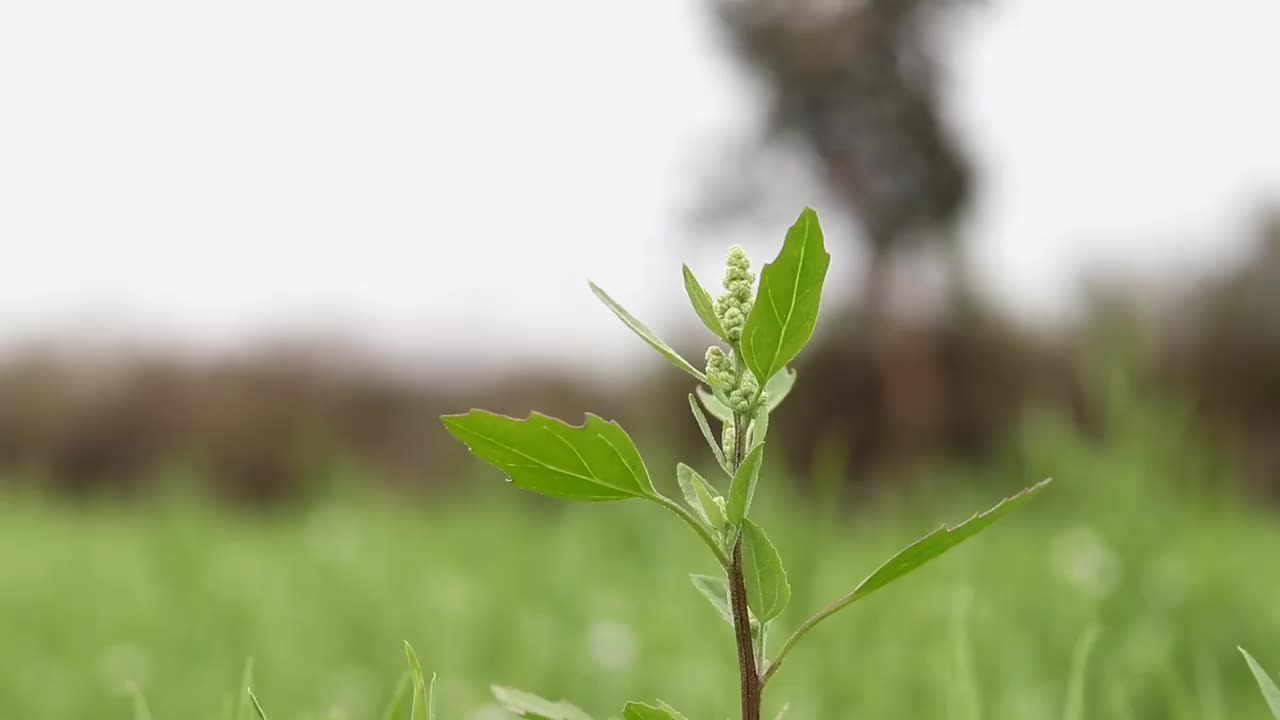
[2,2,1280,718]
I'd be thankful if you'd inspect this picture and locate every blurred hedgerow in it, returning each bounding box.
[434,207,1049,720]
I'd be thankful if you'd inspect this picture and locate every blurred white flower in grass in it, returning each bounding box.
[1050,526,1121,598]
[98,642,149,694]
[586,619,637,672]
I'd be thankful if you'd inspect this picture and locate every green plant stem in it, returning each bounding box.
[656,495,729,568]
[729,539,762,720]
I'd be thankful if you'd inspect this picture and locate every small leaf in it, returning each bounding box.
[492,686,594,720]
[741,520,790,622]
[677,464,725,529]
[688,394,729,474]
[442,411,656,501]
[590,281,707,383]
[696,386,734,423]
[247,689,268,720]
[683,264,729,341]
[763,368,797,412]
[1240,647,1280,719]
[727,443,766,527]
[623,701,688,720]
[404,641,428,720]
[741,208,831,386]
[690,574,735,628]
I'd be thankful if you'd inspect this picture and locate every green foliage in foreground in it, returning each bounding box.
[443,207,1046,717]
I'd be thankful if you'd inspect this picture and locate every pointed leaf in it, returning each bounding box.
[1241,648,1280,719]
[442,411,656,501]
[690,574,735,628]
[1062,625,1100,720]
[623,701,688,720]
[763,368,797,412]
[677,463,726,529]
[727,443,765,526]
[683,264,729,341]
[405,641,428,720]
[688,394,729,474]
[741,520,791,622]
[590,282,707,383]
[741,208,831,386]
[818,480,1050,624]
[696,386,734,423]
[492,686,594,720]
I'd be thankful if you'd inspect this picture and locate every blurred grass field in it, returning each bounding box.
[3,396,1280,720]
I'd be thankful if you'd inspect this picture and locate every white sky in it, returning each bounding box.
[2,0,1279,371]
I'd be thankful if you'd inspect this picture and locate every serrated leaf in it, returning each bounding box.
[1241,648,1280,719]
[590,281,707,383]
[826,480,1050,618]
[741,520,790,622]
[741,208,831,386]
[492,686,594,720]
[688,394,729,473]
[677,464,726,529]
[442,411,656,501]
[623,701,688,720]
[727,443,765,526]
[683,264,728,341]
[763,368,797,412]
[690,574,735,627]
[696,386,734,423]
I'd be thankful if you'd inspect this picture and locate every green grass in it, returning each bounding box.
[2,405,1280,718]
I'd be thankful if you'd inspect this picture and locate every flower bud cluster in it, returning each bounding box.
[728,374,759,415]
[705,346,734,389]
[716,245,755,342]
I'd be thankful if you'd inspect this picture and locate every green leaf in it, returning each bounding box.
[404,641,431,720]
[235,657,255,720]
[690,574,735,628]
[1062,625,1100,720]
[247,688,268,720]
[1241,647,1280,719]
[695,386,734,423]
[441,411,656,501]
[763,368,797,412]
[727,443,765,527]
[741,520,791,622]
[623,701,688,720]
[683,264,729,341]
[589,281,707,383]
[677,463,725,529]
[688,394,729,474]
[492,686,594,720]
[740,208,831,386]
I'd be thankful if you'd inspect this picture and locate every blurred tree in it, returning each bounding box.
[710,0,975,462]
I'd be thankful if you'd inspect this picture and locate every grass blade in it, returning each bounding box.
[378,671,412,720]
[1240,647,1280,719]
[126,683,153,720]
[247,688,268,720]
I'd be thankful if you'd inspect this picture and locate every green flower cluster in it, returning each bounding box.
[717,245,754,343]
[705,347,734,389]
